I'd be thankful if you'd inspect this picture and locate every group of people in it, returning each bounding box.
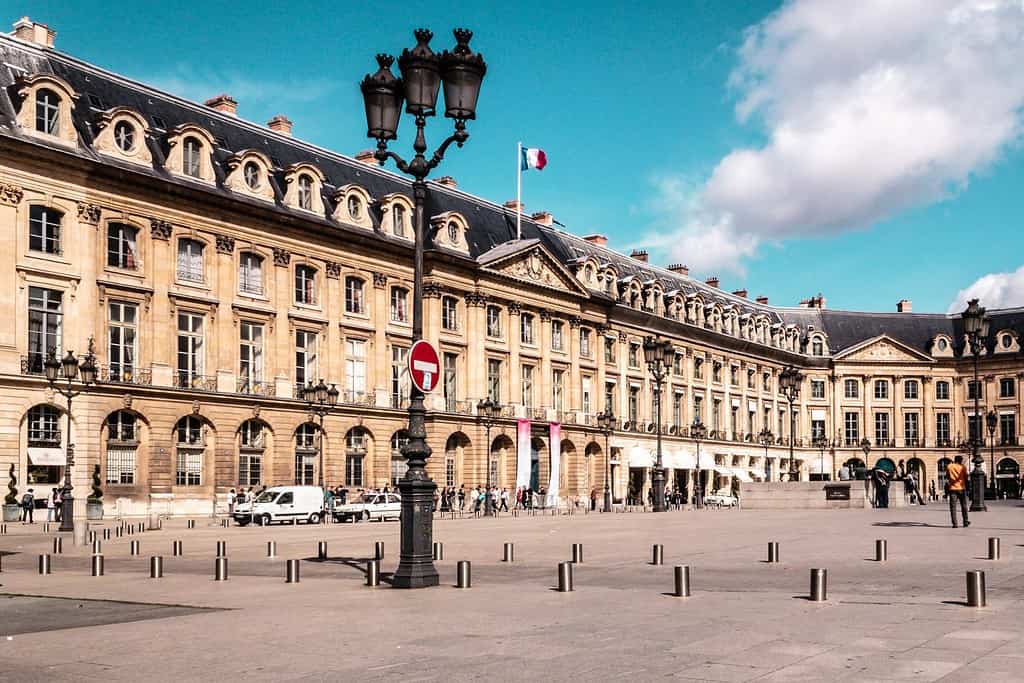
[16,487,64,524]
[435,485,564,513]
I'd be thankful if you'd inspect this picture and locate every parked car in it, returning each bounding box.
[704,491,738,508]
[234,485,324,525]
[333,492,401,522]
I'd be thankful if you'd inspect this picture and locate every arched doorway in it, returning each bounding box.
[584,441,602,505]
[490,435,513,490]
[444,432,470,489]
[906,457,926,486]
[530,437,545,493]
[874,457,896,474]
[937,457,952,494]
[343,426,372,488]
[559,439,576,499]
[389,430,409,487]
[996,457,1020,498]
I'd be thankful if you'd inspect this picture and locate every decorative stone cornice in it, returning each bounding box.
[539,310,552,322]
[325,261,341,279]
[372,272,388,288]
[423,280,444,298]
[569,316,581,329]
[920,376,932,384]
[273,247,291,266]
[618,332,628,342]
[150,219,172,241]
[0,183,23,206]
[77,202,101,225]
[507,302,522,316]
[465,291,487,307]
[215,234,235,254]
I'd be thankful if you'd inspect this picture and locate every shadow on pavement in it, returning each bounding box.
[871,521,946,528]
[302,556,395,585]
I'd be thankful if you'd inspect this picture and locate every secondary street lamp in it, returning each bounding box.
[986,409,997,499]
[301,379,339,493]
[815,435,831,481]
[860,437,871,467]
[360,28,486,588]
[596,409,615,512]
[643,336,674,512]
[779,365,803,481]
[758,427,772,481]
[961,298,990,512]
[477,398,500,515]
[43,338,98,534]
[691,418,707,509]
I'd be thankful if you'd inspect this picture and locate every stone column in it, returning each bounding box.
[371,271,389,407]
[214,234,235,394]
[508,303,522,411]
[272,247,293,397]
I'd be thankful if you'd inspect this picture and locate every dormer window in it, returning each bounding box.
[811,338,824,356]
[447,221,459,243]
[114,121,135,152]
[297,175,313,210]
[393,204,406,237]
[244,161,262,190]
[35,89,60,135]
[348,195,362,220]
[183,137,203,178]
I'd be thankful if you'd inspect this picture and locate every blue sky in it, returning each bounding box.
[9,0,1024,314]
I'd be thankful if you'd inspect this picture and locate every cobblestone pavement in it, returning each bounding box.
[1,502,1023,681]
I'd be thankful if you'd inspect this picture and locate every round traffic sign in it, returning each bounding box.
[408,340,441,393]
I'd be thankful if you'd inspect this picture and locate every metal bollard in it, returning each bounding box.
[52,537,62,554]
[988,537,1001,561]
[259,516,267,527]
[503,542,515,562]
[115,526,122,538]
[1,523,6,535]
[103,528,111,540]
[188,519,195,529]
[652,544,664,566]
[130,540,140,556]
[38,554,51,575]
[572,543,584,564]
[222,519,229,528]
[214,557,228,581]
[456,560,471,588]
[91,554,104,577]
[432,542,444,561]
[216,540,227,557]
[767,541,779,564]
[89,530,97,543]
[126,526,133,536]
[43,522,50,532]
[875,539,888,562]
[150,556,163,579]
[286,559,301,583]
[91,539,102,554]
[317,541,328,560]
[374,541,384,561]
[673,565,691,597]
[366,559,380,586]
[966,570,986,607]
[557,561,574,592]
[809,568,828,602]
[267,541,277,558]
[172,540,183,556]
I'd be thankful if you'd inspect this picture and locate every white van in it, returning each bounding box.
[234,486,324,526]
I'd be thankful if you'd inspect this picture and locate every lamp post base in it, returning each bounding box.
[393,475,439,589]
[603,490,612,513]
[651,467,667,512]
[58,494,74,533]
[969,468,987,513]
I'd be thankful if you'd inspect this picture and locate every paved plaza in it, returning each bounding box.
[2,503,1024,681]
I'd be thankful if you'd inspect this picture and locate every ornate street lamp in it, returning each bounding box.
[302,379,339,496]
[643,336,675,512]
[779,365,803,481]
[477,398,500,515]
[961,298,990,512]
[44,338,98,534]
[815,435,831,481]
[860,437,871,465]
[360,28,486,588]
[691,418,707,509]
[758,427,773,481]
[986,409,997,499]
[596,409,615,512]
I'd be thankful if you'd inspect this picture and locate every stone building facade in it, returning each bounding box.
[1,19,1022,516]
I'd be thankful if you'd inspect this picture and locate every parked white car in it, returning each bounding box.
[333,492,401,522]
[234,486,325,525]
[703,491,738,508]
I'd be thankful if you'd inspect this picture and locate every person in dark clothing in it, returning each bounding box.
[873,468,890,508]
[21,488,35,523]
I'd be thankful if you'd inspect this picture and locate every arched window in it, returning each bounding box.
[28,405,61,445]
[295,423,317,485]
[345,427,368,486]
[390,287,409,323]
[107,222,139,269]
[182,136,203,178]
[29,205,63,255]
[113,120,136,153]
[347,195,362,220]
[345,276,365,314]
[811,338,824,356]
[239,252,264,295]
[239,420,265,486]
[392,204,406,237]
[295,265,317,305]
[106,411,138,484]
[297,174,313,210]
[27,405,62,489]
[35,88,60,135]
[390,430,409,485]
[243,161,262,190]
[447,220,459,244]
[174,416,205,486]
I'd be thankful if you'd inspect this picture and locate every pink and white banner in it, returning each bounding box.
[516,419,532,490]
[548,422,561,506]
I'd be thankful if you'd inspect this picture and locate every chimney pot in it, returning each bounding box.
[204,94,238,116]
[732,289,748,299]
[354,150,378,165]
[897,299,912,313]
[12,17,55,47]
[530,211,553,226]
[668,264,689,276]
[436,176,457,188]
[755,295,769,305]
[503,200,524,213]
[630,249,649,263]
[705,276,720,289]
[582,234,608,247]
[267,115,293,136]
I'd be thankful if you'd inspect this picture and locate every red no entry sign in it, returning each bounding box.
[408,340,440,393]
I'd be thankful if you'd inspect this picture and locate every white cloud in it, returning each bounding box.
[647,0,1024,275]
[143,64,337,107]
[948,265,1024,313]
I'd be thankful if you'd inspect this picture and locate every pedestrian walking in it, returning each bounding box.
[905,470,925,506]
[21,488,35,523]
[873,468,890,508]
[946,455,969,528]
[46,487,56,522]
[228,488,236,516]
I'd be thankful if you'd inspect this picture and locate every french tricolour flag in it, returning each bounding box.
[521,147,547,171]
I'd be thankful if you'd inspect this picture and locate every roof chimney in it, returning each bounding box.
[267,115,293,136]
[531,211,553,226]
[897,299,912,313]
[12,17,55,47]
[705,276,720,289]
[582,234,608,247]
[204,94,238,116]
[667,264,689,277]
[799,295,826,309]
[732,289,748,299]
[354,150,378,165]
[755,295,769,305]
[630,249,649,263]
[436,176,457,188]
[503,200,524,213]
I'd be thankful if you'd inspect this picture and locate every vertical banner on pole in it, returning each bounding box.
[548,422,561,507]
[516,419,531,490]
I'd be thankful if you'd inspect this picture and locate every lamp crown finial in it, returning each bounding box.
[414,28,434,46]
[375,53,394,69]
[453,28,474,53]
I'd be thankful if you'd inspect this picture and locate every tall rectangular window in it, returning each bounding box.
[694,395,703,423]
[874,412,889,444]
[521,365,534,408]
[604,382,616,415]
[1000,377,1016,398]
[629,386,639,423]
[694,358,704,380]
[673,392,683,426]
[183,137,202,177]
[29,206,62,254]
[442,296,459,331]
[486,306,502,338]
[628,343,639,368]
[108,301,137,382]
[176,239,204,283]
[904,412,919,445]
[844,412,860,444]
[345,455,364,486]
[874,380,888,400]
[238,321,264,392]
[673,354,685,377]
[811,379,825,399]
[604,337,616,363]
[844,379,859,399]
[904,380,919,400]
[391,345,409,408]
[106,223,138,269]
[713,399,721,432]
[295,330,317,393]
[936,381,950,400]
[295,265,317,305]
[487,358,502,402]
[1000,413,1016,445]
[936,413,950,445]
[581,376,592,416]
[443,353,458,411]
[344,277,365,314]
[521,314,535,345]
[811,419,825,441]
[551,320,564,351]
[579,328,591,356]
[552,369,564,411]
[390,288,409,323]
[968,380,983,400]
[176,312,204,386]
[344,339,367,400]
[27,287,63,374]
[239,253,263,295]
[968,414,982,443]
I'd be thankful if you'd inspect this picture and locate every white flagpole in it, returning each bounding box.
[516,141,522,240]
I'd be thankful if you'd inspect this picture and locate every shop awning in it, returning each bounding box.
[731,467,753,482]
[628,446,653,468]
[713,464,733,475]
[28,447,64,466]
[673,450,696,469]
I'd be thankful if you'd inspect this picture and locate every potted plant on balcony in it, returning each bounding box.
[87,463,104,520]
[4,463,21,522]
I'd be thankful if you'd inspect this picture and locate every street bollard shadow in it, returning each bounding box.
[301,555,394,583]
[941,599,969,606]
[872,521,945,528]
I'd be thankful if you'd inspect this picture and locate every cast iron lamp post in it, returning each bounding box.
[477,398,500,515]
[597,410,615,512]
[779,365,803,481]
[815,435,831,481]
[301,380,339,492]
[986,409,997,499]
[961,298,990,512]
[691,418,707,509]
[643,336,674,512]
[860,437,871,468]
[43,339,98,534]
[758,427,772,481]
[360,28,486,588]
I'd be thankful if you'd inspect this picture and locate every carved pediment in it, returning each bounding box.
[836,335,933,363]
[482,244,589,296]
